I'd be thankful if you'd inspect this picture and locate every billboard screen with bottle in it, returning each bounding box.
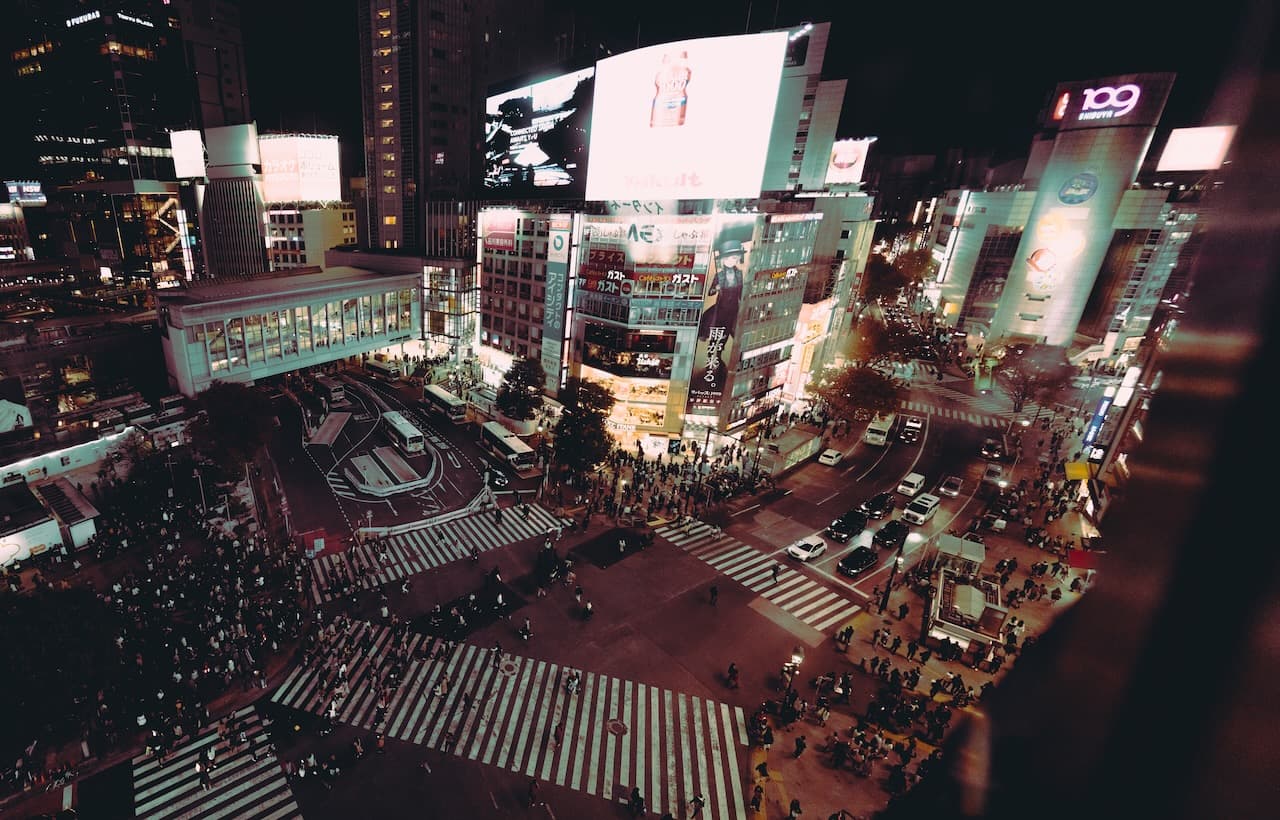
[484,67,595,196]
[585,32,788,201]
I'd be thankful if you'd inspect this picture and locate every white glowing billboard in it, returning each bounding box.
[1156,126,1236,172]
[258,134,341,203]
[824,138,876,186]
[169,130,206,178]
[585,31,788,201]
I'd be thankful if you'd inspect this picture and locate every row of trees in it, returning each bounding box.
[494,356,616,477]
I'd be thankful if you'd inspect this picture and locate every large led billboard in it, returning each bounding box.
[258,134,341,203]
[824,138,876,186]
[578,215,714,300]
[1156,126,1236,172]
[484,68,595,196]
[3,181,46,206]
[586,32,788,201]
[169,130,206,179]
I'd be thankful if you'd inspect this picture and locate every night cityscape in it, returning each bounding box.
[0,1,1276,819]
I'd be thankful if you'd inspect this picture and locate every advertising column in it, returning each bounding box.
[541,214,574,393]
[685,214,761,416]
[989,73,1174,346]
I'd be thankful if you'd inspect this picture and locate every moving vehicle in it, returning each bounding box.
[898,416,924,444]
[382,411,425,454]
[837,546,878,577]
[785,538,827,562]
[315,375,345,404]
[862,413,896,446]
[479,420,536,470]
[858,491,895,519]
[983,462,1008,487]
[817,448,843,466]
[873,519,909,551]
[897,472,927,497]
[365,358,402,379]
[902,492,942,525]
[824,509,868,543]
[981,436,1006,460]
[938,475,964,497]
[422,383,469,424]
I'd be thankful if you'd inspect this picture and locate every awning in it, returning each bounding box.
[1067,548,1105,571]
[937,532,985,564]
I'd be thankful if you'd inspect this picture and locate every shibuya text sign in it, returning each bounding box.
[1078,84,1141,121]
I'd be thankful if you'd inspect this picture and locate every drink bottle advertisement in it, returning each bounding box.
[586,32,788,201]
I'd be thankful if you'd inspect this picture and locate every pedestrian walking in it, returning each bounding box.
[772,564,782,584]
[196,759,212,791]
[552,721,565,749]
[709,584,719,606]
[794,735,807,757]
[750,784,764,813]
[890,635,902,655]
[789,797,803,818]
[492,641,503,669]
[689,793,706,816]
[907,640,919,661]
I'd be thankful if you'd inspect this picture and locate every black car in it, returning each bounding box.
[858,491,895,519]
[980,437,1006,460]
[837,546,878,577]
[873,519,910,551]
[824,509,869,543]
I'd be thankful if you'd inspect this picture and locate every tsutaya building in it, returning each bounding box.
[931,73,1179,350]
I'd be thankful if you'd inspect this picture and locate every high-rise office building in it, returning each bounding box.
[10,0,191,186]
[356,0,548,254]
[167,0,253,129]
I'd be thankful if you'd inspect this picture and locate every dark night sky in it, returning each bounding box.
[240,0,1257,176]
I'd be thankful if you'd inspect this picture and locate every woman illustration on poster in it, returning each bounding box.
[689,234,749,407]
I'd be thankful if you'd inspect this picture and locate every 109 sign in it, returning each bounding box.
[1078,84,1141,121]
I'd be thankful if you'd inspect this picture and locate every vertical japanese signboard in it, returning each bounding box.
[685,214,760,413]
[542,214,573,391]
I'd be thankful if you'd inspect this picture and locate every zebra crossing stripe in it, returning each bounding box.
[131,706,298,820]
[271,623,748,820]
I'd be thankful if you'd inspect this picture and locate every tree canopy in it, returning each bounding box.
[994,344,1076,412]
[188,381,275,477]
[551,377,614,474]
[808,364,903,421]
[495,356,545,421]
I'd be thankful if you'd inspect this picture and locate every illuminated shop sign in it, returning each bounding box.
[1078,84,1141,121]
[117,12,155,27]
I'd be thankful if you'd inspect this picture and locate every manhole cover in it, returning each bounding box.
[606,719,628,737]
[498,660,520,677]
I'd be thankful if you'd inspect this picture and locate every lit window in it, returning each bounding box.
[379,83,393,93]
[378,28,392,38]
[384,216,397,225]
[382,169,396,178]
[379,101,393,111]
[381,152,396,162]
[382,185,397,194]
[377,47,392,57]
[380,65,392,75]
[380,135,395,145]
[377,8,390,18]
[380,118,394,128]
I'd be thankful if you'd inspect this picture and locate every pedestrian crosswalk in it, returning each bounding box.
[654,521,861,634]
[309,503,570,603]
[896,399,1003,428]
[131,705,299,820]
[325,473,357,500]
[902,381,1057,428]
[272,621,750,820]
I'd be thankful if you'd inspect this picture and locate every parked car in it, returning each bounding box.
[824,509,869,543]
[873,519,910,551]
[785,538,827,562]
[837,546,878,577]
[858,491,895,520]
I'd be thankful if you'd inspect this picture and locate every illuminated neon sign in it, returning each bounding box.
[1078,84,1141,121]
[117,12,155,27]
[66,11,101,26]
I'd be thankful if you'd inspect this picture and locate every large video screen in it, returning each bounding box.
[585,32,788,201]
[484,67,595,196]
[259,135,341,203]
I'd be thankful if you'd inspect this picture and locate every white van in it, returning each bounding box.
[897,472,927,497]
[902,493,942,525]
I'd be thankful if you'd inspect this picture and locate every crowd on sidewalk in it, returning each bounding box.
[2,460,308,802]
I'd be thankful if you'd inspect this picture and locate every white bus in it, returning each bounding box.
[479,420,536,470]
[365,358,402,379]
[382,411,425,453]
[315,375,346,404]
[863,412,896,446]
[422,383,468,424]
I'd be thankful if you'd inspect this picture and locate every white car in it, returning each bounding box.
[785,538,827,562]
[939,475,964,497]
[818,448,843,466]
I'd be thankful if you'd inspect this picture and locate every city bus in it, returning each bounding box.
[422,383,468,424]
[315,375,346,404]
[479,420,536,471]
[365,358,402,380]
[382,410,425,454]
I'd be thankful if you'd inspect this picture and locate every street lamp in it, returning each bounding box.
[782,645,805,695]
[192,467,207,515]
[879,544,906,614]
